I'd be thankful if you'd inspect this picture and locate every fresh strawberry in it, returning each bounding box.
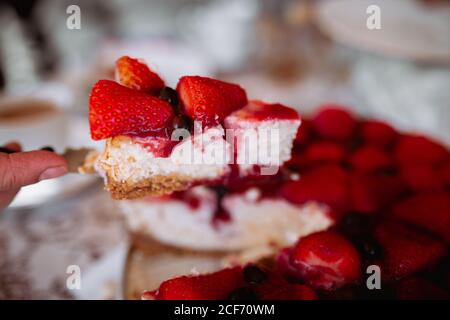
[395,277,450,300]
[154,267,244,300]
[348,145,393,173]
[400,164,443,191]
[349,173,405,214]
[361,120,398,148]
[290,231,362,290]
[279,165,350,213]
[394,134,449,165]
[259,283,317,300]
[374,220,448,281]
[439,160,450,187]
[312,106,357,141]
[177,76,247,126]
[304,141,345,164]
[115,56,165,93]
[392,191,450,242]
[285,153,309,171]
[89,80,175,140]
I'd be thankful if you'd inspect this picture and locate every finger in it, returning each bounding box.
[0,188,20,211]
[3,141,22,152]
[0,150,68,191]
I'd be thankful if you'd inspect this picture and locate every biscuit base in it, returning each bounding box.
[105,173,194,200]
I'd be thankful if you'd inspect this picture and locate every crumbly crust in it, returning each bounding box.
[105,172,194,200]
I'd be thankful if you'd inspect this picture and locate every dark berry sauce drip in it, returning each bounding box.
[208,185,232,226]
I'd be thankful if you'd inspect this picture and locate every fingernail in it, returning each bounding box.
[39,166,68,181]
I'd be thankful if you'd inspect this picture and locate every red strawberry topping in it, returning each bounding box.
[312,106,357,141]
[294,118,312,145]
[400,164,443,191]
[279,165,350,213]
[361,120,398,147]
[348,145,393,173]
[115,56,165,93]
[290,231,362,290]
[177,76,247,126]
[154,267,244,300]
[392,191,450,242]
[374,220,448,281]
[394,135,449,165]
[304,142,346,164]
[349,173,405,214]
[395,277,450,300]
[227,100,300,122]
[89,80,174,140]
[439,160,450,187]
[259,282,317,300]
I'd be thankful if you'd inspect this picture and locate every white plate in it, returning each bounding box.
[315,0,450,64]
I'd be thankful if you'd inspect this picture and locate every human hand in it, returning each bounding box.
[0,142,68,210]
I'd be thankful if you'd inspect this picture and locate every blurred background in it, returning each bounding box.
[0,0,449,299]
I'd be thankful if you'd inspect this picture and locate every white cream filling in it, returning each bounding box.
[95,126,231,183]
[120,186,334,251]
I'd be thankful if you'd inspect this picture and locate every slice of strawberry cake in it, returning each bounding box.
[89,56,301,199]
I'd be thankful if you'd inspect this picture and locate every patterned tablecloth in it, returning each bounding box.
[0,182,128,299]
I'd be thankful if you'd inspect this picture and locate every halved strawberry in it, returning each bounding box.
[349,173,405,214]
[348,145,393,173]
[115,56,165,93]
[259,282,317,300]
[289,231,362,290]
[295,119,312,145]
[361,120,398,148]
[89,80,174,140]
[279,165,350,213]
[177,76,247,126]
[392,191,450,242]
[374,220,448,281]
[154,267,244,300]
[312,106,357,141]
[439,160,450,187]
[394,134,449,165]
[304,141,346,164]
[400,164,443,191]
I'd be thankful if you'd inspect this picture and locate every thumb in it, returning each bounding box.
[0,150,68,191]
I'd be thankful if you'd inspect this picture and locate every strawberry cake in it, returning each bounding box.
[128,106,450,300]
[88,56,301,199]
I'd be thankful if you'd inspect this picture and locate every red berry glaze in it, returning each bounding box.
[89,80,175,140]
[115,56,165,93]
[228,100,300,122]
[290,231,362,290]
[177,76,247,126]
